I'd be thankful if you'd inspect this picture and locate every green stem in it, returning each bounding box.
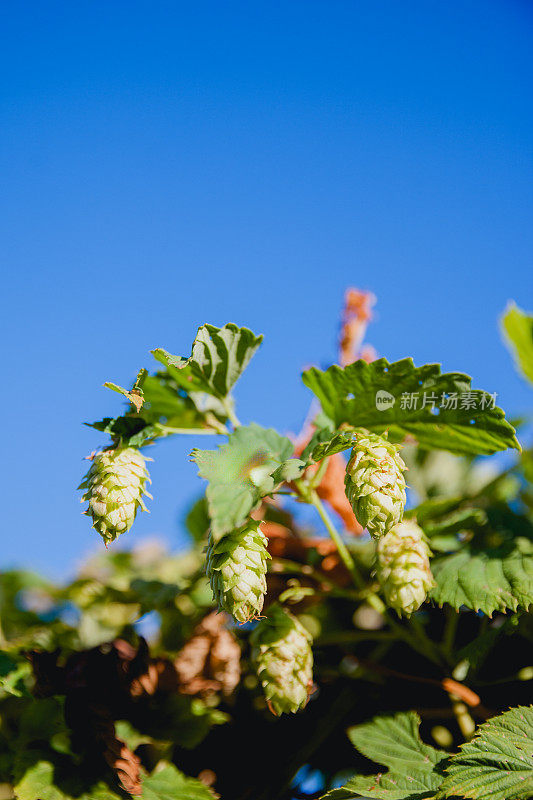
[409,615,444,666]
[222,398,241,428]
[442,605,459,660]
[270,557,361,600]
[161,426,227,435]
[309,456,329,489]
[307,488,365,590]
[474,668,533,686]
[304,488,390,616]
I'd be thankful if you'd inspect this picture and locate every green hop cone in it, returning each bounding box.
[251,604,313,715]
[78,447,152,545]
[344,431,406,538]
[376,519,434,616]
[206,520,270,623]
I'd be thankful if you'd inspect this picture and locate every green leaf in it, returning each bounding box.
[129,578,183,614]
[141,695,227,749]
[141,374,225,430]
[14,759,67,800]
[410,496,465,524]
[310,430,357,462]
[438,706,533,800]
[431,527,533,616]
[421,508,488,540]
[152,322,262,400]
[19,698,68,745]
[502,302,533,386]
[0,652,30,697]
[324,711,446,799]
[299,426,347,461]
[190,322,263,397]
[302,358,520,455]
[185,496,211,542]
[191,423,294,540]
[139,764,215,800]
[269,458,307,484]
[86,415,157,446]
[88,370,228,447]
[427,534,465,554]
[13,753,122,800]
[114,720,154,751]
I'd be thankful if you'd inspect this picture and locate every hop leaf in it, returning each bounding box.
[192,423,294,542]
[431,523,533,616]
[251,604,313,715]
[438,705,533,800]
[140,764,217,800]
[324,710,447,799]
[501,301,533,387]
[152,323,263,400]
[344,431,406,538]
[376,520,434,616]
[205,520,270,623]
[78,447,152,544]
[302,357,520,455]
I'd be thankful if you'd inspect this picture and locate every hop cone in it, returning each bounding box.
[205,521,270,623]
[78,447,152,544]
[345,431,406,538]
[251,604,313,715]
[376,520,434,616]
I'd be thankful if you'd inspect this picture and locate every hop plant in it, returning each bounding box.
[78,447,152,545]
[251,604,313,715]
[344,431,406,538]
[205,520,270,623]
[376,519,434,616]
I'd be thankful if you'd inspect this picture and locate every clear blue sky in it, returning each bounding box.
[2,0,532,578]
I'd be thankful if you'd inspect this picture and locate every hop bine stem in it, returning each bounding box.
[222,397,241,429]
[296,478,384,612]
[306,487,365,590]
[442,604,460,661]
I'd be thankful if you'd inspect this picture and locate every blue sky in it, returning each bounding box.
[2,0,532,577]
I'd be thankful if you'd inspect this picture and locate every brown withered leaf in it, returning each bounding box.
[94,711,142,795]
[29,640,165,796]
[128,389,144,413]
[175,611,241,697]
[103,381,144,413]
[129,658,178,697]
